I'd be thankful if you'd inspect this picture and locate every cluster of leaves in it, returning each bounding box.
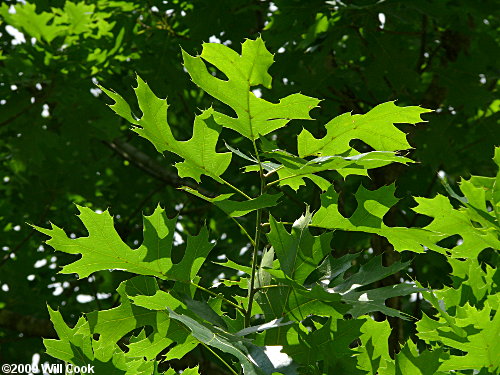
[1,1,498,373]
[33,38,499,374]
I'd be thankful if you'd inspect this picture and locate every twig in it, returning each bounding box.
[105,138,212,196]
[416,15,428,73]
[0,309,57,338]
[0,199,53,267]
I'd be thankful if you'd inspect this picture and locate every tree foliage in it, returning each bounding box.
[0,1,498,374]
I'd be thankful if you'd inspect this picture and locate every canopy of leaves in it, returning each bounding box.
[0,1,498,374]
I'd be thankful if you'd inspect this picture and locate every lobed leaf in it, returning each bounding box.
[182,37,320,140]
[417,302,499,373]
[267,210,333,285]
[34,205,213,281]
[312,184,446,253]
[101,77,232,183]
[298,101,432,157]
[167,309,268,375]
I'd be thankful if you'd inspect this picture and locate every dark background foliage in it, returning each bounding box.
[0,0,498,369]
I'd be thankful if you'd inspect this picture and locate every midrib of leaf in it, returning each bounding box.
[291,225,307,278]
[285,292,323,317]
[64,214,165,278]
[74,242,164,278]
[246,49,258,140]
[266,284,321,320]
[98,310,159,326]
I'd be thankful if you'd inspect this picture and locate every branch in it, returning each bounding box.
[0,309,57,338]
[0,199,53,268]
[0,81,54,128]
[105,138,213,196]
[416,15,428,73]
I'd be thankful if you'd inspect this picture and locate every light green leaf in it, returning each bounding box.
[236,318,295,337]
[34,205,214,280]
[182,37,320,140]
[438,258,495,307]
[298,101,431,157]
[417,302,500,373]
[257,274,346,321]
[84,276,196,361]
[54,1,96,35]
[356,318,392,374]
[216,258,253,275]
[0,3,61,43]
[44,306,95,366]
[182,187,282,217]
[44,305,160,374]
[379,340,445,375]
[413,192,500,258]
[256,246,275,289]
[493,146,500,221]
[312,184,446,253]
[101,77,232,183]
[225,140,258,163]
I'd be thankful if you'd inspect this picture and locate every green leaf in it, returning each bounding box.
[131,288,229,329]
[0,3,61,43]
[267,210,333,284]
[331,255,411,295]
[182,37,320,140]
[312,184,446,253]
[413,192,500,258]
[417,302,500,373]
[216,258,253,275]
[167,308,266,375]
[267,150,412,191]
[298,101,431,157]
[44,304,160,374]
[182,186,282,217]
[379,340,445,375]
[437,258,496,308]
[493,146,500,222]
[342,283,421,319]
[322,254,420,319]
[44,306,95,366]
[356,318,392,374]
[279,318,365,374]
[33,205,214,280]
[85,276,197,361]
[256,246,275,289]
[225,140,258,163]
[257,274,346,321]
[174,367,201,375]
[101,77,232,183]
[235,318,295,337]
